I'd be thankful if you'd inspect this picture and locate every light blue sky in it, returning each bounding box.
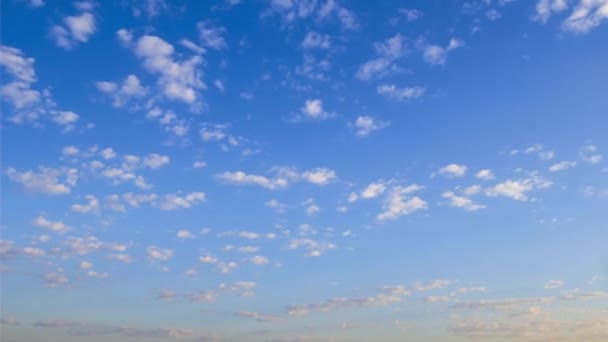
[1,0,608,341]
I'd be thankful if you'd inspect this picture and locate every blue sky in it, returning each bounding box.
[1,0,608,341]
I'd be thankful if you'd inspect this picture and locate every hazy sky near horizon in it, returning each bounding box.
[1,0,608,341]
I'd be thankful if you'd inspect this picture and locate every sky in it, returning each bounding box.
[1,0,608,341]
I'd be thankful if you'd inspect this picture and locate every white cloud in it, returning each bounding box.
[71,195,100,213]
[353,116,390,137]
[95,74,145,107]
[79,261,93,270]
[0,45,40,109]
[442,191,486,211]
[414,279,453,291]
[302,31,332,49]
[304,198,321,216]
[377,185,427,221]
[377,84,425,101]
[301,168,337,185]
[544,280,564,289]
[289,238,336,257]
[33,216,71,233]
[218,171,286,190]
[218,167,336,189]
[548,161,577,172]
[192,161,207,168]
[476,169,495,180]
[142,153,170,169]
[300,99,333,120]
[579,144,603,164]
[422,38,464,65]
[265,199,288,213]
[562,0,608,33]
[266,0,357,30]
[157,192,206,210]
[50,5,97,49]
[146,246,174,262]
[7,167,76,195]
[197,21,227,50]
[399,8,423,21]
[176,230,195,240]
[234,311,276,322]
[361,181,387,199]
[356,34,406,80]
[436,164,468,178]
[250,255,270,265]
[122,33,204,104]
[485,175,552,201]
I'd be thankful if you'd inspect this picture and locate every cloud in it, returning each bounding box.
[95,74,145,107]
[475,169,495,180]
[544,280,564,289]
[234,311,276,322]
[142,153,170,169]
[176,230,196,240]
[377,84,425,101]
[265,199,288,213]
[435,164,468,178]
[413,280,453,291]
[146,246,174,262]
[422,38,464,65]
[352,115,390,137]
[266,0,358,30]
[442,191,486,211]
[287,284,411,316]
[217,167,336,189]
[0,316,19,326]
[197,21,227,50]
[33,216,71,233]
[0,45,40,109]
[399,8,423,21]
[71,195,100,213]
[250,255,270,265]
[50,3,97,49]
[303,198,320,216]
[156,192,206,210]
[377,185,427,221]
[485,175,552,201]
[289,238,336,257]
[562,0,608,33]
[299,99,334,120]
[120,32,204,104]
[548,160,577,172]
[356,34,406,80]
[361,181,387,199]
[579,144,603,164]
[7,167,76,194]
[534,0,568,23]
[302,31,332,49]
[301,168,337,185]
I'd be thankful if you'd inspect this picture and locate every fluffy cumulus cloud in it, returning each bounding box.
[266,0,358,30]
[50,2,97,49]
[298,99,334,120]
[377,185,427,221]
[95,74,145,107]
[435,164,468,178]
[0,45,41,109]
[7,167,77,195]
[442,191,486,211]
[485,174,552,201]
[352,115,390,137]
[475,169,495,180]
[301,31,332,49]
[119,31,204,104]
